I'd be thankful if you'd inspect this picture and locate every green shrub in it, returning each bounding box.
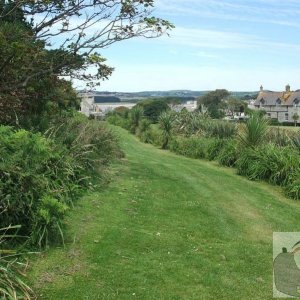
[217,139,239,167]
[106,114,130,130]
[236,144,300,186]
[0,226,35,299]
[169,136,207,159]
[205,121,237,139]
[285,171,300,200]
[238,113,269,148]
[158,111,175,149]
[137,125,161,146]
[205,138,225,161]
[129,106,144,134]
[0,116,122,247]
[137,119,151,137]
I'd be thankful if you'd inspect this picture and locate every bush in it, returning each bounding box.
[106,114,130,130]
[0,226,35,299]
[137,124,161,146]
[217,139,239,167]
[205,138,225,161]
[169,136,207,159]
[238,113,269,148]
[205,121,237,139]
[137,99,169,123]
[236,144,300,186]
[0,116,122,247]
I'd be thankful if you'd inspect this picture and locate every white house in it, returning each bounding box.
[79,93,135,117]
[170,100,198,112]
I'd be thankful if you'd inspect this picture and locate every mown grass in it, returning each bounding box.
[28,125,300,299]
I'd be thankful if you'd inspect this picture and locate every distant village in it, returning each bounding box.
[79,86,300,124]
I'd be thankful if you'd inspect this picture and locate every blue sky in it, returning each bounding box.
[81,0,300,92]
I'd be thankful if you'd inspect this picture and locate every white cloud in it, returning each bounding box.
[158,26,300,52]
[156,0,300,28]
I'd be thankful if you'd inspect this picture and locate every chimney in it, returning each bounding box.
[260,85,263,92]
[286,84,291,92]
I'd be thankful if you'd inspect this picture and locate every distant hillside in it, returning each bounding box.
[94,96,121,103]
[78,90,259,102]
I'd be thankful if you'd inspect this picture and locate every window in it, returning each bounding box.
[285,113,289,121]
[276,98,281,107]
[260,99,265,108]
[294,99,299,107]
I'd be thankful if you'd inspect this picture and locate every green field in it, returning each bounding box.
[29,126,300,299]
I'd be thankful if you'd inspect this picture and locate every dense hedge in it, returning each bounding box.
[0,115,122,248]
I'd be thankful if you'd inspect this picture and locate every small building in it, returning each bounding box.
[79,92,135,117]
[254,85,300,123]
[170,100,198,112]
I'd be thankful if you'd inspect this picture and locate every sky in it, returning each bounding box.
[77,0,300,92]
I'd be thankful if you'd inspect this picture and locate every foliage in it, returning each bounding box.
[136,119,152,142]
[0,115,121,248]
[225,97,247,116]
[0,0,173,125]
[129,106,144,134]
[113,106,130,119]
[197,89,230,119]
[217,139,239,167]
[236,144,300,189]
[205,139,225,161]
[158,111,175,149]
[173,111,236,139]
[137,99,170,123]
[106,113,130,130]
[238,113,269,148]
[169,136,208,159]
[0,226,36,300]
[205,120,237,139]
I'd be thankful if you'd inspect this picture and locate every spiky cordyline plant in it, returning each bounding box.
[158,111,175,149]
[238,113,269,148]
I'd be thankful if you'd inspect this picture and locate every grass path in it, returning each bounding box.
[29,126,300,299]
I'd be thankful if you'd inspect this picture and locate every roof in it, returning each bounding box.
[254,90,300,106]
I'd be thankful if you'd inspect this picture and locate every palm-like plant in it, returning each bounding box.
[158,111,175,149]
[239,113,269,148]
[130,106,144,133]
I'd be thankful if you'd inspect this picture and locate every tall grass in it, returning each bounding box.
[0,225,35,300]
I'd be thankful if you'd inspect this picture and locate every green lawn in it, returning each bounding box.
[28,126,300,299]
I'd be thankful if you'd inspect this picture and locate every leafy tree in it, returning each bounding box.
[137,99,170,123]
[0,1,173,125]
[114,106,130,119]
[226,97,247,117]
[0,0,174,89]
[197,89,229,119]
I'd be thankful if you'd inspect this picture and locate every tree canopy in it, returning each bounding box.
[197,89,229,119]
[137,98,170,122]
